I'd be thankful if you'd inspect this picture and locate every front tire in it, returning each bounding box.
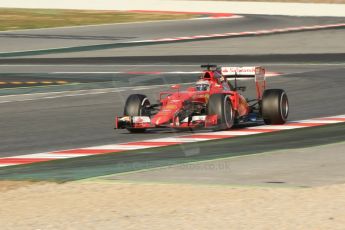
[207,94,234,130]
[262,89,289,125]
[124,94,150,133]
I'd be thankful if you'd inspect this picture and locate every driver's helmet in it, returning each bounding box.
[195,80,210,91]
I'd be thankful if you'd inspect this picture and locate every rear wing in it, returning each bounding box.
[221,66,265,81]
[221,66,266,99]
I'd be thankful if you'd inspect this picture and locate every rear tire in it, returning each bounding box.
[124,94,150,133]
[207,94,234,130]
[262,89,289,125]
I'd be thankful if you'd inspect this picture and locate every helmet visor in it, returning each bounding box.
[195,83,209,91]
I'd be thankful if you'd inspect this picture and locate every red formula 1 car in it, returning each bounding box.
[115,64,289,133]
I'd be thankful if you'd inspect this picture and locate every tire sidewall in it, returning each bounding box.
[223,95,234,129]
[262,89,289,124]
[123,94,150,133]
[208,94,234,130]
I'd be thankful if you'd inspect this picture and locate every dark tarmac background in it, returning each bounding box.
[0,14,344,185]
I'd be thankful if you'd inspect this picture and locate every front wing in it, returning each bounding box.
[115,115,218,130]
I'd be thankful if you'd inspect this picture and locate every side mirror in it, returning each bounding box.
[171,84,181,90]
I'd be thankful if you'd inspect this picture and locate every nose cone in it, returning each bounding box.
[151,115,171,126]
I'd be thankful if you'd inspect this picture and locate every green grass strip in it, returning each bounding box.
[0,8,196,31]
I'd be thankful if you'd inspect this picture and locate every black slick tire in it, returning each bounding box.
[123,94,150,133]
[207,93,234,130]
[262,89,289,125]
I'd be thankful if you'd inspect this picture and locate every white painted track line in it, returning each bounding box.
[85,145,153,150]
[247,125,304,130]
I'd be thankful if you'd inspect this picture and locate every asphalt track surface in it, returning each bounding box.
[18,29,345,58]
[0,15,345,56]
[1,123,344,181]
[0,14,345,180]
[106,140,345,188]
[0,61,344,157]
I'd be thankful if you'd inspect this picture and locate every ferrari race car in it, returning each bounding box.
[115,64,289,133]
